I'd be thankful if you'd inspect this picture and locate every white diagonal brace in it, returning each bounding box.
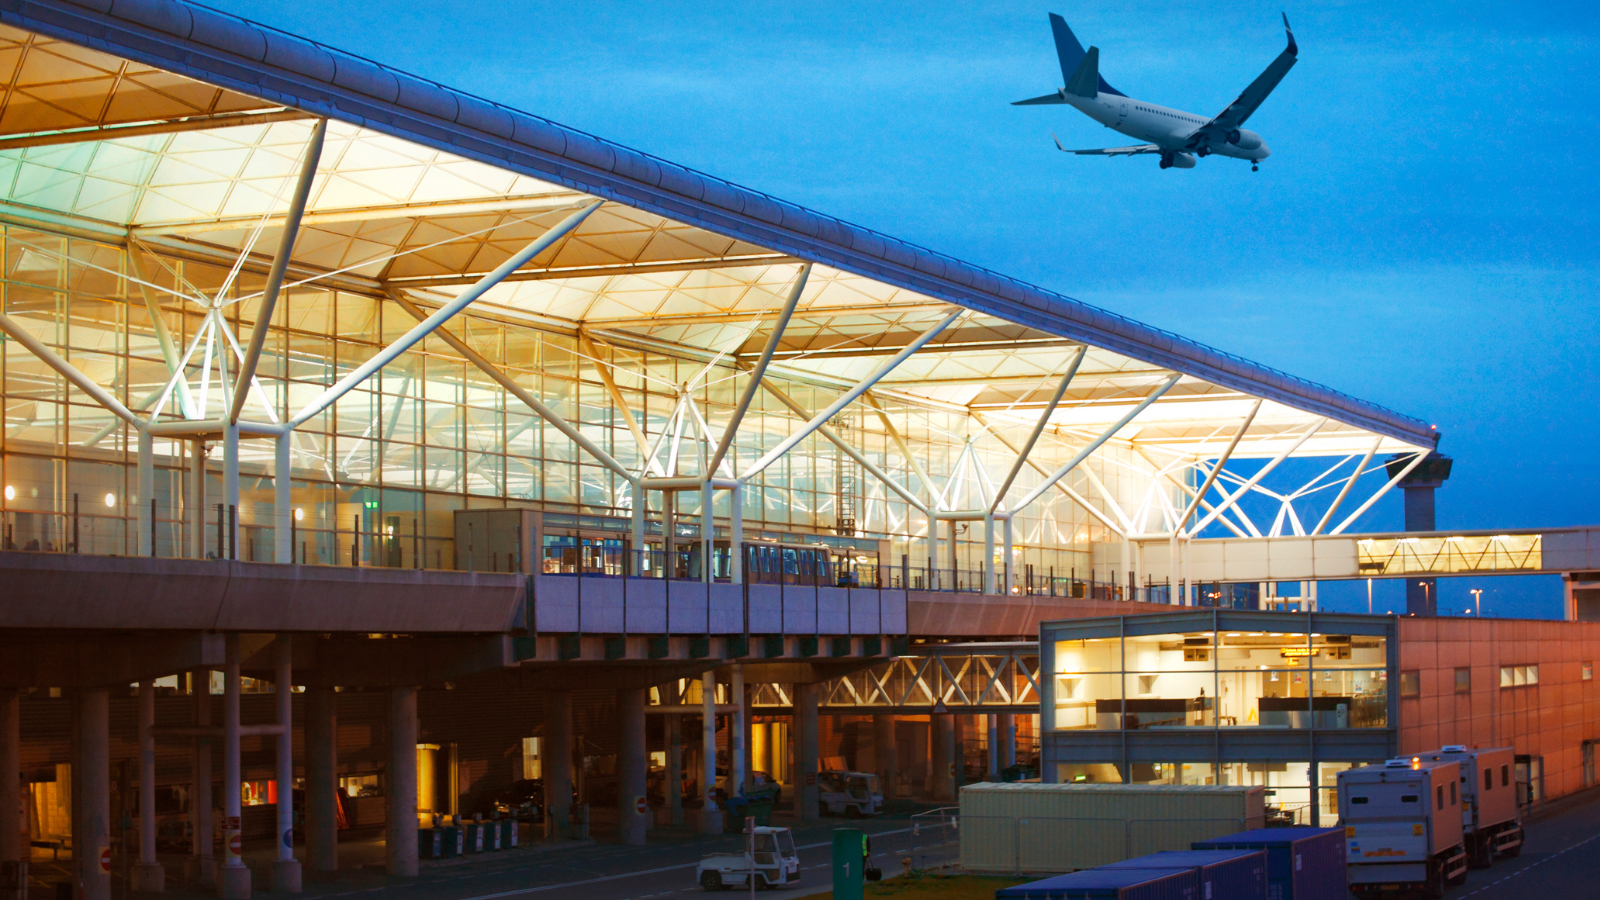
[979,421,1127,537]
[707,263,810,476]
[1185,418,1327,537]
[988,345,1084,514]
[1008,373,1180,515]
[740,309,961,481]
[0,311,138,425]
[757,379,929,515]
[1312,437,1382,535]
[386,288,634,481]
[230,118,327,424]
[580,335,658,475]
[866,393,939,505]
[124,247,196,419]
[289,199,600,429]
[1330,449,1429,535]
[1176,399,1260,534]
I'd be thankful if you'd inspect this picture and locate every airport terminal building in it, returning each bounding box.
[0,2,1597,899]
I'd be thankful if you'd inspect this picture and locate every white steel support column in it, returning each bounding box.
[1003,515,1015,595]
[983,515,996,594]
[272,636,300,891]
[699,670,722,834]
[729,483,743,584]
[274,434,292,564]
[1121,538,1132,601]
[223,423,239,559]
[189,441,206,559]
[219,636,249,900]
[926,524,937,590]
[730,667,747,798]
[663,491,676,571]
[137,426,154,556]
[134,682,164,891]
[631,482,647,576]
[701,481,714,584]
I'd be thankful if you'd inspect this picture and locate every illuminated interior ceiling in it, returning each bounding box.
[0,9,1434,477]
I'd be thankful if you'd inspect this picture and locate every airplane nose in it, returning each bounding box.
[1258,145,1272,160]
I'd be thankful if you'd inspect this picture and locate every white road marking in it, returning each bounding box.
[1460,831,1600,897]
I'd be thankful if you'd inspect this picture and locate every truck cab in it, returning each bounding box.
[696,826,800,891]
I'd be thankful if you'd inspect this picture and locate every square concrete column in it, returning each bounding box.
[998,713,1016,770]
[930,715,955,802]
[133,682,164,892]
[74,689,111,900]
[986,714,999,778]
[220,639,250,900]
[730,667,746,798]
[191,671,215,887]
[698,671,722,834]
[304,686,338,873]
[616,688,648,846]
[0,690,19,873]
[665,714,683,827]
[386,687,419,877]
[272,637,300,893]
[543,691,572,841]
[872,715,896,800]
[794,683,819,824]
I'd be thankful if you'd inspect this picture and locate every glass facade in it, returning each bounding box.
[1052,623,1390,731]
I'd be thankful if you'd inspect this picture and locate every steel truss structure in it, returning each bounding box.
[0,2,1440,595]
[752,644,1040,713]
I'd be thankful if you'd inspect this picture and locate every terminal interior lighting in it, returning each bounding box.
[103,492,114,507]
[2,485,11,501]
[294,508,304,521]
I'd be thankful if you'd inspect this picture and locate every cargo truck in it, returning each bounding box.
[1337,758,1468,899]
[1424,746,1523,867]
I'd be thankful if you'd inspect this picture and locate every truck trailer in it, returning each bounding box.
[1337,757,1468,899]
[1423,746,1523,867]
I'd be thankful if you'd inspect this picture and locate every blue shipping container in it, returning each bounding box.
[995,867,1199,900]
[1192,827,1346,900]
[1104,849,1267,900]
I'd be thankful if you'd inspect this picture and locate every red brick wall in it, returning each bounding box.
[1399,617,1600,801]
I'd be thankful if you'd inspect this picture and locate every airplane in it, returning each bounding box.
[1014,13,1298,171]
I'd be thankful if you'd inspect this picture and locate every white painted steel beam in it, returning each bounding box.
[0,311,138,425]
[707,264,810,477]
[1185,418,1327,537]
[988,346,1084,515]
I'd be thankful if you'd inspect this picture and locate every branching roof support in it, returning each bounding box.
[708,263,810,477]
[988,345,1085,515]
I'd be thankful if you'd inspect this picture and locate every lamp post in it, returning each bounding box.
[1418,581,1431,614]
[1470,588,1483,617]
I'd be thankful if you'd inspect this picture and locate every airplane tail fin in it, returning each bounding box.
[1047,13,1127,97]
[1063,46,1099,98]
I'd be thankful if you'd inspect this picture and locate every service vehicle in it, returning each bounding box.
[819,770,884,816]
[696,825,800,891]
[1338,757,1469,899]
[1425,746,1523,867]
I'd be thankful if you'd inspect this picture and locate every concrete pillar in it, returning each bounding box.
[794,683,819,824]
[999,713,1016,769]
[741,683,754,795]
[219,639,249,900]
[730,667,747,797]
[274,435,292,564]
[133,682,164,891]
[74,689,111,900]
[0,690,19,873]
[698,671,722,834]
[665,714,684,827]
[304,686,338,873]
[987,715,999,778]
[192,671,215,887]
[386,688,418,877]
[543,692,572,841]
[930,715,955,802]
[872,715,896,800]
[272,637,300,892]
[616,688,647,846]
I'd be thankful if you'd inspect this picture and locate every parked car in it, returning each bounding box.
[492,779,543,820]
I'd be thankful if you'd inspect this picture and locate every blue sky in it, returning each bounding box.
[208,0,1598,618]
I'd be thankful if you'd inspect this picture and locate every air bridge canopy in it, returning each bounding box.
[0,2,1439,581]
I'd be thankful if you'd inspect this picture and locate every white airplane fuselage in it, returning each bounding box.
[1065,91,1270,161]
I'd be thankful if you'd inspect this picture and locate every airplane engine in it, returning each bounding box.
[1226,129,1263,150]
[1159,151,1196,169]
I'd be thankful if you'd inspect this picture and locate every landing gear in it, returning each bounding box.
[1251,164,1259,172]
[1159,151,1173,170]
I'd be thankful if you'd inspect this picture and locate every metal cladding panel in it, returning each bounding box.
[995,868,1200,900]
[1106,850,1267,900]
[781,586,817,634]
[666,580,710,634]
[531,575,578,632]
[817,587,850,633]
[708,583,743,634]
[847,588,881,635]
[879,590,907,634]
[622,579,667,633]
[574,577,623,632]
[1193,827,1347,900]
[747,584,783,633]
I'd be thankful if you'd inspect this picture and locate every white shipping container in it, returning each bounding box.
[958,782,1266,873]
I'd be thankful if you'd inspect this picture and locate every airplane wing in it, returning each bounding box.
[1053,134,1160,156]
[1197,14,1298,137]
[1012,92,1066,106]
